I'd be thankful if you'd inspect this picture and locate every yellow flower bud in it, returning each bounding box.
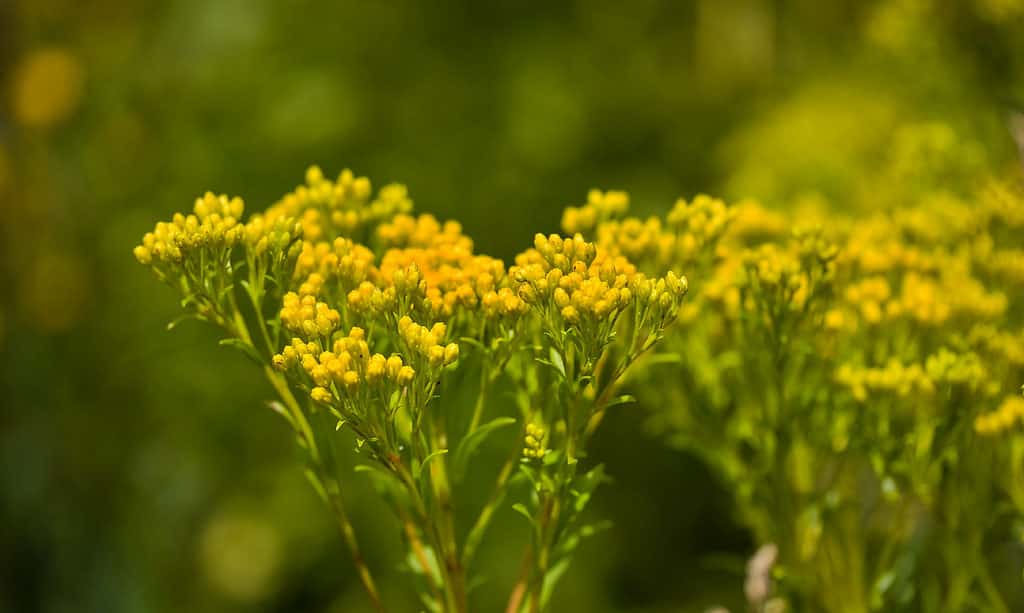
[444,343,460,365]
[397,365,416,386]
[310,387,333,403]
[386,355,404,380]
[342,370,360,389]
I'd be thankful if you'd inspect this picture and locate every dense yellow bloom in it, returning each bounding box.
[835,360,934,402]
[134,192,246,265]
[378,214,472,251]
[561,189,630,235]
[261,166,412,242]
[511,233,687,352]
[523,423,547,459]
[273,328,416,403]
[397,316,459,367]
[280,292,341,338]
[975,393,1024,435]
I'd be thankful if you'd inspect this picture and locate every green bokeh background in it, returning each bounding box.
[1,1,1022,612]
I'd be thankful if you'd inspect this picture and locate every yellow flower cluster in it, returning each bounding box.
[244,214,303,258]
[561,189,630,235]
[835,360,935,402]
[925,349,991,393]
[513,234,612,319]
[843,276,892,325]
[397,316,459,368]
[967,325,1024,366]
[293,238,377,292]
[592,216,668,265]
[512,233,687,335]
[583,194,747,274]
[133,192,245,265]
[378,214,473,252]
[726,200,790,244]
[523,423,547,459]
[665,194,734,241]
[280,292,341,338]
[742,244,807,299]
[262,166,412,242]
[281,212,524,326]
[975,392,1024,435]
[376,242,510,321]
[272,328,416,404]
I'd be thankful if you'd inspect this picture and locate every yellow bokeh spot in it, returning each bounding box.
[199,511,282,602]
[11,48,85,127]
[20,252,91,333]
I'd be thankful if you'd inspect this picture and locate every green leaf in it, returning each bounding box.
[413,448,449,480]
[540,558,572,609]
[602,394,636,410]
[404,543,442,585]
[457,336,487,351]
[452,417,517,481]
[548,347,566,377]
[266,400,296,428]
[218,337,264,365]
[511,503,534,525]
[354,463,408,505]
[572,464,609,501]
[518,462,540,490]
[166,313,201,331]
[578,519,612,538]
[304,469,328,502]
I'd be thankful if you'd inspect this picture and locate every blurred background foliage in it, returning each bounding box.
[1,0,1023,611]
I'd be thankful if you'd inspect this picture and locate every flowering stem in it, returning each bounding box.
[240,304,383,612]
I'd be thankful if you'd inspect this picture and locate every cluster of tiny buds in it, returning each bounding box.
[975,388,1024,435]
[272,328,417,403]
[244,214,303,257]
[835,360,935,402]
[523,423,547,459]
[398,316,460,367]
[513,234,687,326]
[530,233,598,272]
[665,194,734,239]
[280,292,341,338]
[560,189,630,235]
[266,166,412,242]
[134,192,246,265]
[378,213,471,250]
[481,287,528,319]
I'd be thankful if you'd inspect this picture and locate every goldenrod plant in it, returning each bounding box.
[134,167,687,613]
[567,176,1024,612]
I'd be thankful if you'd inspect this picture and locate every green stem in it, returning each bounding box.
[393,458,462,613]
[320,469,387,613]
[232,306,382,612]
[505,545,533,613]
[462,436,522,566]
[467,362,491,433]
[529,495,560,613]
[428,426,468,613]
